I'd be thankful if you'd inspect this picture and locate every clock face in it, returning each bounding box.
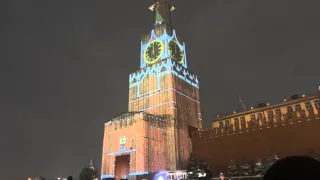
[144,40,164,64]
[169,40,184,64]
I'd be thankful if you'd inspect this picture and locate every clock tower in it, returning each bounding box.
[129,0,202,169]
[101,1,202,179]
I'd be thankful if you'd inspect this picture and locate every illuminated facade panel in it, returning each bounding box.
[212,92,320,131]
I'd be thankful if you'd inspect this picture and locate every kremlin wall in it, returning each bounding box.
[191,89,320,176]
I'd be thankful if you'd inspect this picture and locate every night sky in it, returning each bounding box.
[1,0,320,179]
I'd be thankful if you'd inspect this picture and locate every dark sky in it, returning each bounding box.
[1,0,320,179]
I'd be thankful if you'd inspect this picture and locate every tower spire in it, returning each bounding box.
[88,157,95,170]
[149,0,175,27]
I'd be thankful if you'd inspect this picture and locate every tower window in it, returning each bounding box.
[250,114,256,122]
[286,106,293,113]
[234,118,239,124]
[275,109,281,116]
[240,116,245,124]
[219,122,224,128]
[295,104,302,111]
[267,110,274,117]
[257,113,263,120]
[225,120,230,127]
[314,100,320,108]
[305,102,313,110]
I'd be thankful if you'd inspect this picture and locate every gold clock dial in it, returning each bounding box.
[169,40,184,64]
[144,40,164,64]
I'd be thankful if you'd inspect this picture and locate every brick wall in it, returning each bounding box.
[192,111,320,176]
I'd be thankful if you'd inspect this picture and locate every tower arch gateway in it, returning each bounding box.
[101,1,202,179]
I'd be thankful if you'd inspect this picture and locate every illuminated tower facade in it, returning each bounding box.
[129,0,203,169]
[101,1,202,179]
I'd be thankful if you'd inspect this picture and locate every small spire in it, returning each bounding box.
[88,157,95,170]
[149,0,175,27]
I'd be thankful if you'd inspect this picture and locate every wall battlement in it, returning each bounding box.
[193,108,320,139]
[104,112,173,130]
[191,107,320,176]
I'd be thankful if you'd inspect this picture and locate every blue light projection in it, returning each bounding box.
[129,58,199,98]
[101,174,115,179]
[101,172,149,179]
[129,171,149,176]
[140,29,187,69]
[128,88,200,104]
[154,172,168,180]
[108,149,136,156]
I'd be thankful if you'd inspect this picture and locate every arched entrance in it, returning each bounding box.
[114,154,130,180]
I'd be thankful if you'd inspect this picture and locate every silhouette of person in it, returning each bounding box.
[263,156,320,180]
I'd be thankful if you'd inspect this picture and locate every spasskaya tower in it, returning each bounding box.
[101,1,202,179]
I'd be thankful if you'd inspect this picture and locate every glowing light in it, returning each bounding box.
[108,149,136,156]
[149,4,154,11]
[101,174,115,179]
[157,176,164,180]
[154,171,167,180]
[149,4,175,12]
[129,171,149,176]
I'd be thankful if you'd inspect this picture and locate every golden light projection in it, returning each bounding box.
[149,4,175,11]
[143,40,164,64]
